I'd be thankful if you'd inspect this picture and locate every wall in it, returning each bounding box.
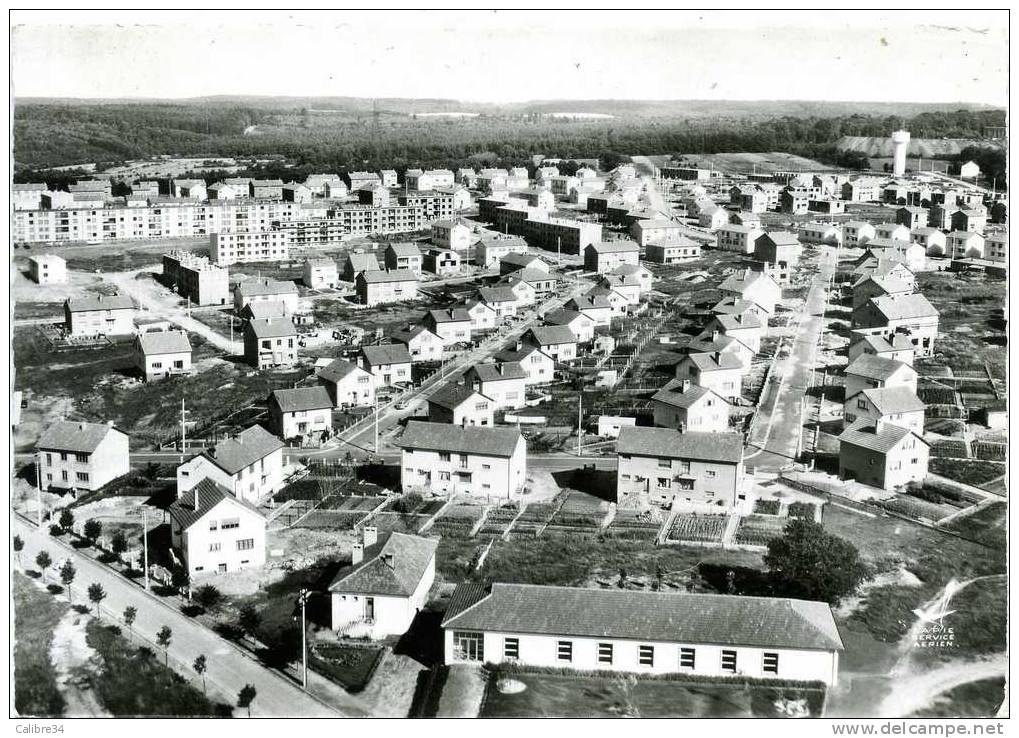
[179,499,267,575]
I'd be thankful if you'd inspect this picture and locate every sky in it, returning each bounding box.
[9,10,1010,105]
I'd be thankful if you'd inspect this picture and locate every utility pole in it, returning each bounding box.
[576,391,583,457]
[557,236,561,270]
[143,508,150,591]
[374,395,380,454]
[180,399,187,464]
[35,451,43,528]
[296,588,310,689]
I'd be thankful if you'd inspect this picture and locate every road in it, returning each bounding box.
[12,515,340,717]
[630,155,718,243]
[745,249,836,470]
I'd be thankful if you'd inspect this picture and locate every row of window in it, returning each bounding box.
[209,518,240,531]
[45,452,90,464]
[208,538,255,552]
[46,471,89,483]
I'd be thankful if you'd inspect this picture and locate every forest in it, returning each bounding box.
[12,100,1006,187]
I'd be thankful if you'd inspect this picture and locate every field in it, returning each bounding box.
[909,678,1006,718]
[675,151,835,174]
[13,572,69,717]
[666,514,728,544]
[480,670,826,718]
[942,501,1007,549]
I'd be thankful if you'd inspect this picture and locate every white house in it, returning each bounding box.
[356,269,419,307]
[466,361,527,410]
[399,421,526,499]
[329,528,438,639]
[442,583,844,686]
[303,258,339,289]
[874,223,911,243]
[432,220,473,251]
[522,325,579,363]
[168,479,267,577]
[268,386,334,445]
[465,300,499,332]
[843,386,926,435]
[841,221,876,248]
[652,379,730,433]
[28,254,67,285]
[176,424,285,505]
[717,269,781,317]
[493,346,555,386]
[391,326,444,363]
[234,279,299,314]
[37,420,130,493]
[134,329,193,381]
[596,415,637,439]
[674,352,744,402]
[317,358,376,408]
[361,344,413,387]
[428,383,495,427]
[843,355,918,401]
[542,309,596,343]
[947,231,986,259]
[838,420,930,491]
[584,240,641,273]
[64,294,135,337]
[424,308,473,346]
[847,332,916,366]
[243,317,298,369]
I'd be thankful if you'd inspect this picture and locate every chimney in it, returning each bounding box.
[352,542,364,565]
[363,525,378,547]
[712,330,720,342]
[79,422,86,431]
[713,351,722,363]
[681,379,691,393]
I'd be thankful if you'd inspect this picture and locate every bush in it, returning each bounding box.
[391,493,423,514]
[787,502,816,520]
[48,525,64,537]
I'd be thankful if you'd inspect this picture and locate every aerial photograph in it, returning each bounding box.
[7,9,1009,724]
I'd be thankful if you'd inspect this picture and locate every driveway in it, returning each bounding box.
[12,515,340,717]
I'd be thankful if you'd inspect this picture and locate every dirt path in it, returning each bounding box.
[102,269,242,354]
[49,609,111,717]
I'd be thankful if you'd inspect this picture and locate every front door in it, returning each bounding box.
[365,597,375,622]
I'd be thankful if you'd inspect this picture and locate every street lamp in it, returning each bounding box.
[293,588,311,689]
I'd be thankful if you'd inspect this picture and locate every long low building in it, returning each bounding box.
[442,582,844,686]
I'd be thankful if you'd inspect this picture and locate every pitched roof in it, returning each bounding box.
[681,351,744,372]
[852,274,913,296]
[838,419,925,454]
[493,346,551,364]
[270,385,333,413]
[587,240,640,254]
[204,425,284,475]
[543,309,591,327]
[317,357,365,384]
[398,420,522,458]
[427,308,471,324]
[37,420,124,453]
[506,268,556,285]
[428,382,487,410]
[852,333,915,353]
[525,325,578,346]
[137,330,192,355]
[236,279,296,297]
[469,361,527,382]
[329,533,439,597]
[867,293,939,321]
[844,354,914,382]
[651,379,726,410]
[611,263,649,277]
[390,325,438,345]
[758,230,800,246]
[442,583,843,651]
[616,426,743,463]
[362,343,412,366]
[477,286,519,304]
[66,293,134,313]
[568,294,612,310]
[500,252,545,268]
[359,269,417,284]
[386,243,422,257]
[168,479,266,531]
[712,296,764,315]
[344,252,381,271]
[247,317,296,339]
[852,386,926,415]
[241,300,287,320]
[710,312,763,331]
[718,269,777,295]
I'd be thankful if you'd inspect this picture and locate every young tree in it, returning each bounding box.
[83,519,103,547]
[617,567,627,588]
[87,583,106,617]
[193,654,208,695]
[156,625,173,666]
[170,566,190,600]
[110,530,128,561]
[193,584,223,612]
[35,550,52,575]
[59,508,75,533]
[60,561,76,602]
[237,684,257,717]
[12,535,23,567]
[123,605,137,634]
[764,519,869,605]
[238,603,262,638]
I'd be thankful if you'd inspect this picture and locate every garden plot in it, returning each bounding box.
[929,458,1007,487]
[878,496,956,523]
[295,495,387,530]
[930,439,970,458]
[972,441,1006,462]
[732,514,788,547]
[476,504,521,539]
[428,503,486,537]
[507,499,562,538]
[544,490,609,536]
[367,512,429,536]
[666,513,728,545]
[604,508,662,541]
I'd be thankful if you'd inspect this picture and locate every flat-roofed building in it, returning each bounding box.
[210,229,290,266]
[303,258,339,289]
[162,251,230,306]
[27,254,67,284]
[356,269,419,306]
[525,216,602,255]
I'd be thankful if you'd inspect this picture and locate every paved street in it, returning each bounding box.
[745,250,835,470]
[12,515,341,717]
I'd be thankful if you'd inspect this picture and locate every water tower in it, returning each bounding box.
[891,130,911,177]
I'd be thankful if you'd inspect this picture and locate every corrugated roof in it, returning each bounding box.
[399,420,522,458]
[844,354,913,382]
[329,533,439,597]
[442,583,843,651]
[66,293,134,313]
[137,330,191,355]
[270,386,333,413]
[168,479,265,531]
[37,420,124,453]
[204,425,284,475]
[616,426,743,463]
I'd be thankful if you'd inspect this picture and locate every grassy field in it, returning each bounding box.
[909,678,1006,718]
[82,621,230,716]
[309,642,385,693]
[13,572,69,717]
[480,670,825,718]
[675,151,835,174]
[942,501,1006,549]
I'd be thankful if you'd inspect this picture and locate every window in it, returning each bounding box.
[598,643,613,664]
[557,641,573,662]
[221,518,240,530]
[75,452,89,463]
[639,645,654,666]
[76,472,90,482]
[763,652,779,674]
[453,631,484,662]
[721,650,737,673]
[209,542,221,552]
[657,457,671,469]
[857,399,868,410]
[657,477,670,488]
[439,471,451,481]
[503,637,519,660]
[60,452,68,461]
[45,453,52,466]
[209,521,218,531]
[152,361,163,369]
[439,452,451,462]
[679,647,696,669]
[237,539,255,551]
[705,470,716,478]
